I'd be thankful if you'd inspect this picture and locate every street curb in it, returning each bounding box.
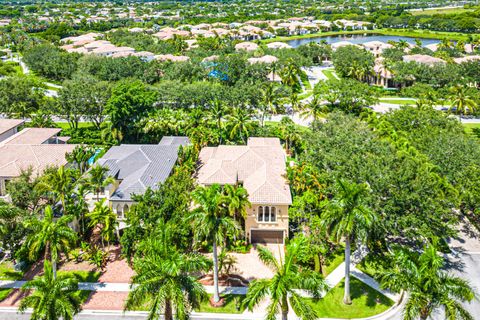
[0,307,266,319]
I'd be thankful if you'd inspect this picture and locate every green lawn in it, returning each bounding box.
[55,122,96,130]
[57,270,101,283]
[305,277,393,318]
[0,289,12,301]
[300,71,312,91]
[0,261,23,280]
[410,7,473,16]
[128,293,246,314]
[379,99,417,105]
[0,261,24,302]
[322,69,338,81]
[57,270,101,304]
[356,254,383,278]
[463,123,480,136]
[324,247,344,276]
[195,294,246,314]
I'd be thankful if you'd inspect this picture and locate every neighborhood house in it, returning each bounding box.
[0,120,75,197]
[197,137,292,244]
[90,136,190,226]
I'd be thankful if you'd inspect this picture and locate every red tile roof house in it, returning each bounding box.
[0,121,76,197]
[197,137,292,244]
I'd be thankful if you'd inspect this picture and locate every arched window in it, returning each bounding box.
[116,204,122,215]
[264,206,270,222]
[256,206,277,222]
[257,206,263,222]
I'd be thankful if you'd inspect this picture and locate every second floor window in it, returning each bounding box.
[257,206,277,222]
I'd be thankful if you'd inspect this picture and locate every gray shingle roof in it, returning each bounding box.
[97,136,189,201]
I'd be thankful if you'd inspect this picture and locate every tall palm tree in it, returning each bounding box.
[125,224,210,320]
[208,99,229,143]
[19,260,81,320]
[36,166,78,214]
[24,206,77,279]
[267,61,280,82]
[321,179,376,304]
[222,184,251,221]
[244,238,328,320]
[278,116,300,155]
[259,83,280,127]
[379,244,475,320]
[190,184,241,304]
[86,199,118,249]
[448,85,477,116]
[226,107,256,143]
[86,165,115,201]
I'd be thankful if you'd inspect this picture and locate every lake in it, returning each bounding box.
[287,34,441,48]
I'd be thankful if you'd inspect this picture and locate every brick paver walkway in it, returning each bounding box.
[82,291,129,310]
[98,246,134,283]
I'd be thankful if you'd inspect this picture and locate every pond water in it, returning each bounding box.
[287,34,441,48]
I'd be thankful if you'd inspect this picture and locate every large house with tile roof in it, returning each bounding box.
[197,137,292,244]
[91,136,190,225]
[0,120,75,197]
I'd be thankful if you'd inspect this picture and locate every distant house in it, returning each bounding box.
[403,54,445,66]
[154,54,190,62]
[0,119,24,143]
[362,41,393,58]
[453,55,480,64]
[267,42,292,49]
[235,41,259,52]
[197,137,292,244]
[0,122,75,197]
[90,136,190,224]
[247,55,279,64]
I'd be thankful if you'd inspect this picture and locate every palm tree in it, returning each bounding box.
[222,184,251,221]
[86,165,115,201]
[65,145,95,175]
[101,122,124,145]
[208,99,229,143]
[24,206,77,279]
[226,107,256,143]
[244,238,328,320]
[190,184,241,304]
[259,83,280,126]
[278,117,300,155]
[86,199,118,249]
[125,224,210,320]
[301,94,326,122]
[379,244,475,320]
[448,85,477,116]
[267,61,279,82]
[321,179,376,305]
[280,59,302,93]
[19,260,81,320]
[36,166,78,214]
[438,38,452,51]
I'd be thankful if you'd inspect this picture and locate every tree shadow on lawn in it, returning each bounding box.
[344,277,392,308]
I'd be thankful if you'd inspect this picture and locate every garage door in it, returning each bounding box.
[251,230,284,244]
